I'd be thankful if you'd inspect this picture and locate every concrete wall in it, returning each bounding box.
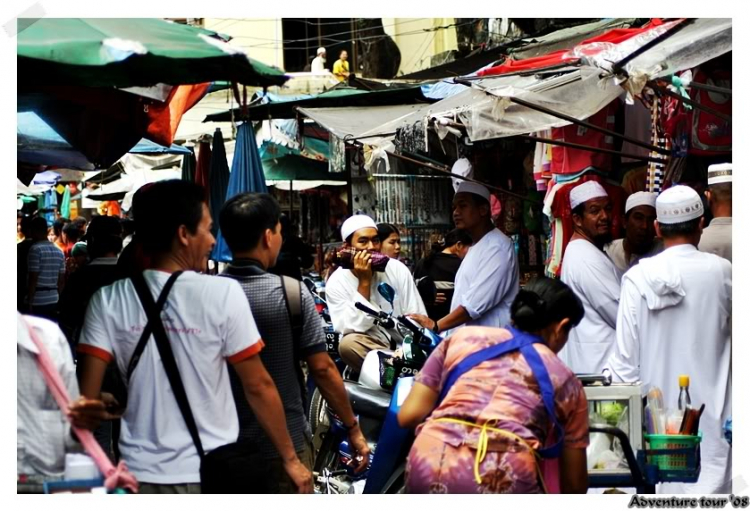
[203,18,285,70]
[382,18,458,76]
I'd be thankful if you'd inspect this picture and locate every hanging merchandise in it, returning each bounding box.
[60,185,71,219]
[647,97,668,193]
[550,99,620,175]
[450,158,473,192]
[329,135,346,173]
[395,119,427,154]
[688,67,731,155]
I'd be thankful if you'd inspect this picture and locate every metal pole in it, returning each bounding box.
[521,135,667,164]
[611,19,696,76]
[650,82,732,123]
[345,143,354,217]
[453,77,670,155]
[386,150,542,205]
[688,81,731,96]
[509,96,671,155]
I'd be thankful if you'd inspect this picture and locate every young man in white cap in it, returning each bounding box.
[699,163,732,262]
[606,185,731,494]
[311,47,327,73]
[409,181,519,334]
[326,214,426,372]
[605,191,663,272]
[559,180,621,374]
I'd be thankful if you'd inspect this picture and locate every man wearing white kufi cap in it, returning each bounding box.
[311,47,327,73]
[326,214,426,372]
[606,185,732,494]
[605,192,663,272]
[408,180,519,335]
[559,180,622,374]
[699,163,732,262]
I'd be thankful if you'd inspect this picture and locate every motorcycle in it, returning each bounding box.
[311,283,443,494]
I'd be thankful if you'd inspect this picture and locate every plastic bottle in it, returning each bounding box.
[678,375,692,411]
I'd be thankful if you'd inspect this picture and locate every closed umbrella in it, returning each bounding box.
[195,140,211,199]
[208,128,230,237]
[181,147,196,182]
[211,122,268,262]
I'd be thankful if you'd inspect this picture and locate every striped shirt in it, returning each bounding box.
[27,241,65,306]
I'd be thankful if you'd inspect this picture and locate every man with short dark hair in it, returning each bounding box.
[219,193,370,492]
[699,163,732,262]
[559,181,622,374]
[77,180,312,494]
[26,216,65,321]
[605,192,663,272]
[606,185,731,493]
[409,181,519,336]
[327,214,427,372]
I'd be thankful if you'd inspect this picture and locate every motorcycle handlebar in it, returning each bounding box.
[355,302,395,330]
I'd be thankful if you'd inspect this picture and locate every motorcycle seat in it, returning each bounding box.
[344,381,391,421]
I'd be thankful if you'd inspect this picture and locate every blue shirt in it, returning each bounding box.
[27,241,65,306]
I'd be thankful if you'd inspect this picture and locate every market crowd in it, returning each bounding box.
[17,161,731,494]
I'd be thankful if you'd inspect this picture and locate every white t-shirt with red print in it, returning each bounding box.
[79,270,263,484]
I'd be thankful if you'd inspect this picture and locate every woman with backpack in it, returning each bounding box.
[398,277,589,494]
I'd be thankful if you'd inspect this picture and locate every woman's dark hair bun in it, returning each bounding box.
[510,277,584,333]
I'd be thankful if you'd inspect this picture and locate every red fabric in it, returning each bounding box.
[550,99,620,174]
[688,68,732,155]
[195,141,212,199]
[479,19,669,77]
[551,175,626,277]
[144,83,211,147]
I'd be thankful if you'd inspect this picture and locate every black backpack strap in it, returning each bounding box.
[280,276,306,399]
[131,270,205,460]
[126,271,183,380]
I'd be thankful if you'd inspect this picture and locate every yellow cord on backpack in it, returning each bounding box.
[434,417,549,493]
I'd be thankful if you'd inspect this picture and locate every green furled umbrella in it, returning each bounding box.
[18,18,287,88]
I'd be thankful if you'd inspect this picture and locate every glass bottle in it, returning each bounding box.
[678,374,692,411]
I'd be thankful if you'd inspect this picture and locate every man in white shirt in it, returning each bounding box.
[409,181,519,335]
[559,181,621,374]
[18,313,111,478]
[699,163,732,262]
[327,214,426,372]
[77,180,312,494]
[606,185,731,494]
[605,191,663,273]
[311,47,327,73]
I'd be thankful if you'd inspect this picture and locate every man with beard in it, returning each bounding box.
[605,192,663,272]
[409,182,519,336]
[559,181,622,374]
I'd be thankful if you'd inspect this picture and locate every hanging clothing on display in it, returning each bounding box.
[550,100,620,175]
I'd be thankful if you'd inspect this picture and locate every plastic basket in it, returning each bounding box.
[644,433,702,471]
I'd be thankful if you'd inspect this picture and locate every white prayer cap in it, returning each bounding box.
[656,185,704,224]
[341,214,377,241]
[625,191,657,213]
[317,47,326,55]
[570,181,608,210]
[455,181,491,202]
[708,163,732,186]
[451,158,473,192]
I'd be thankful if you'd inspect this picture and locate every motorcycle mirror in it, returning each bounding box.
[377,282,396,306]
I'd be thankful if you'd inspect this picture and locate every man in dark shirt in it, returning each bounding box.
[219,193,370,493]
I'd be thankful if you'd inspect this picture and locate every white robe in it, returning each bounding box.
[450,228,519,332]
[326,258,427,344]
[560,239,622,374]
[605,244,732,494]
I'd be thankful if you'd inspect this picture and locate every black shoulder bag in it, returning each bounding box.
[130,271,270,494]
